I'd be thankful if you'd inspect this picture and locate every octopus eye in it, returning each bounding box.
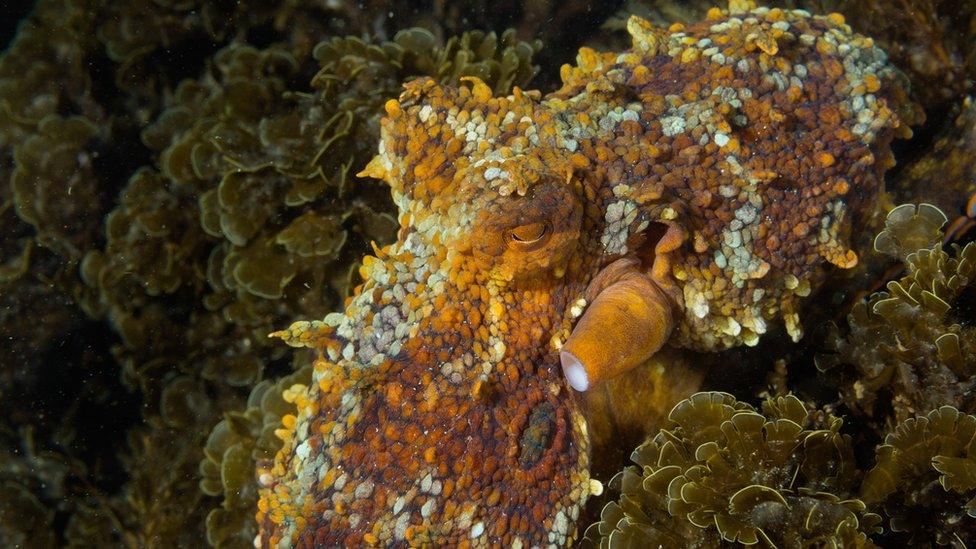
[509,221,550,246]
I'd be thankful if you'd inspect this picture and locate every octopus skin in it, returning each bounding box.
[256,1,915,546]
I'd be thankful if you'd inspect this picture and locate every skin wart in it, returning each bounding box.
[256,1,915,546]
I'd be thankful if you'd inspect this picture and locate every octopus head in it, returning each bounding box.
[360,77,678,396]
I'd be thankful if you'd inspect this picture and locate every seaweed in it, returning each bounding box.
[820,204,976,433]
[873,203,949,262]
[200,366,313,548]
[0,427,70,548]
[584,392,880,548]
[861,406,976,546]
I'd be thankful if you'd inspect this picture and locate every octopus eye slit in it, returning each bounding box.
[509,221,551,245]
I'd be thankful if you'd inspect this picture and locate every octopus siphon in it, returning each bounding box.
[256,1,916,546]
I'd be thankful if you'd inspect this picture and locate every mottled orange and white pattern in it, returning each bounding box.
[256,1,913,546]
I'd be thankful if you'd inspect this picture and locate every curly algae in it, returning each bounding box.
[821,204,976,432]
[861,406,976,546]
[583,392,879,548]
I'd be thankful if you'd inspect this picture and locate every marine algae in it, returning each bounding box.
[821,204,976,432]
[584,392,879,548]
[861,406,976,546]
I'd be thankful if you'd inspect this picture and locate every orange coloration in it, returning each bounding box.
[256,3,914,547]
[561,268,674,391]
[817,152,836,167]
[864,74,881,93]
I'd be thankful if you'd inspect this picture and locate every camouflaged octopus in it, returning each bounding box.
[256,1,914,546]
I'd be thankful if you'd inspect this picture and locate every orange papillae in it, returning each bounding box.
[256,2,917,547]
[561,271,674,391]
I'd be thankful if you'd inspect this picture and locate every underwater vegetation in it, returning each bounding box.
[1,0,976,546]
[586,393,976,548]
[862,405,976,546]
[584,392,878,548]
[820,205,976,432]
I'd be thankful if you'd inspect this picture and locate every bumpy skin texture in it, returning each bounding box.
[256,2,911,546]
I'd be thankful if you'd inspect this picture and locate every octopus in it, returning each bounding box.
[256,1,915,546]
